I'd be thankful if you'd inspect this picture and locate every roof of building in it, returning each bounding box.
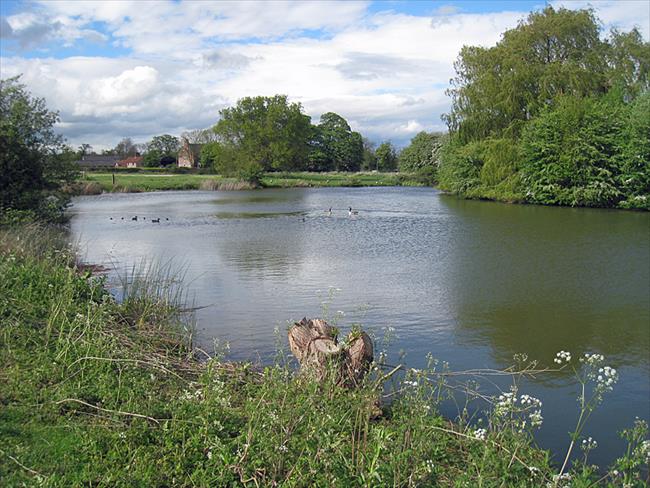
[76,155,120,167]
[116,156,143,167]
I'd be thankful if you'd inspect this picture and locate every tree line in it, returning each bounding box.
[84,96,419,178]
[438,6,649,209]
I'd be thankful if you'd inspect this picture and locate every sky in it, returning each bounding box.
[1,0,648,150]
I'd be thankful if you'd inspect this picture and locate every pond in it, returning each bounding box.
[69,187,650,468]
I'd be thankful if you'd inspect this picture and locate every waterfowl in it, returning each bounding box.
[326,207,332,216]
[151,218,160,223]
[131,216,138,221]
[348,207,358,216]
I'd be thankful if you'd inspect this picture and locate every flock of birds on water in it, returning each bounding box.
[108,207,360,223]
[108,216,168,223]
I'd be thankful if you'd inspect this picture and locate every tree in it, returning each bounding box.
[181,128,218,144]
[375,142,398,171]
[398,132,445,172]
[114,137,138,158]
[438,5,650,208]
[143,134,179,167]
[77,143,92,157]
[213,95,312,172]
[313,112,363,172]
[361,137,377,171]
[0,76,76,222]
[443,7,609,143]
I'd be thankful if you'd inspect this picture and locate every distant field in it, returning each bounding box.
[81,171,422,193]
[82,173,221,192]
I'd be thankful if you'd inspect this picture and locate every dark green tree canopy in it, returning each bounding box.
[375,142,398,171]
[0,76,75,222]
[213,95,312,172]
[143,134,179,167]
[313,112,363,172]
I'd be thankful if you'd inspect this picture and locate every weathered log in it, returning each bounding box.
[288,318,373,386]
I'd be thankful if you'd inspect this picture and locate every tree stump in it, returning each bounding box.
[288,318,373,386]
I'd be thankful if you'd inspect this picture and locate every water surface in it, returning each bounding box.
[69,188,650,467]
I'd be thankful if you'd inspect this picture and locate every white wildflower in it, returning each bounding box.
[636,439,650,463]
[554,350,572,364]
[547,473,572,488]
[581,437,598,451]
[473,428,487,440]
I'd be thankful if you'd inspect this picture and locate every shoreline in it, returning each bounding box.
[2,224,648,485]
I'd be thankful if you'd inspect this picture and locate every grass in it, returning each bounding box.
[78,171,424,194]
[1,225,647,487]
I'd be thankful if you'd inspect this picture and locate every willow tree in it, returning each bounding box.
[443,6,608,143]
[439,6,650,208]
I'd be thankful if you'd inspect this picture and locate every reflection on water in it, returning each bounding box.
[69,188,650,467]
[214,211,304,219]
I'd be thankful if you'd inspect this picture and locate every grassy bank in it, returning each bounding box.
[1,226,647,486]
[78,171,423,194]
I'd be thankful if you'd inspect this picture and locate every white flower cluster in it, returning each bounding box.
[554,350,572,364]
[637,439,650,464]
[494,389,544,429]
[181,388,203,401]
[580,353,604,366]
[473,428,487,440]
[547,473,572,488]
[425,459,435,474]
[404,380,418,388]
[495,391,517,416]
[581,437,598,451]
[595,366,618,391]
[520,394,544,428]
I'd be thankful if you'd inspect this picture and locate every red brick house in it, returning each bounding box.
[116,156,143,168]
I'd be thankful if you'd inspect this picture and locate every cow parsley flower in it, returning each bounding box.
[473,428,487,440]
[581,437,598,451]
[554,350,572,364]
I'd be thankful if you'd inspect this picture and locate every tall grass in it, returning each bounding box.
[1,226,647,486]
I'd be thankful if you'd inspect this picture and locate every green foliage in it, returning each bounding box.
[361,137,378,171]
[398,132,446,184]
[439,6,650,209]
[437,139,484,194]
[0,77,76,224]
[444,7,609,143]
[375,142,398,171]
[521,93,649,208]
[1,226,648,486]
[142,134,179,167]
[310,112,364,172]
[213,95,312,172]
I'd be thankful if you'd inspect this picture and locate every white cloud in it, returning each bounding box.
[1,1,647,149]
[552,1,650,39]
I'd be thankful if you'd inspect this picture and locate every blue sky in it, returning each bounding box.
[1,0,647,149]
